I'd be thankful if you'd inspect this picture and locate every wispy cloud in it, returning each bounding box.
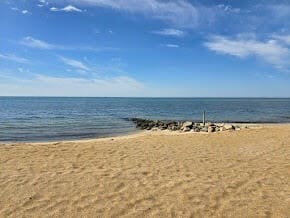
[60,56,90,71]
[20,36,55,49]
[204,34,290,70]
[273,34,290,45]
[217,4,240,13]
[64,0,198,28]
[151,28,185,37]
[50,5,82,12]
[10,7,30,15]
[37,0,48,7]
[0,74,145,97]
[0,53,29,64]
[165,44,179,48]
[19,36,117,52]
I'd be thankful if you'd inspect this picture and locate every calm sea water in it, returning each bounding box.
[1,97,290,142]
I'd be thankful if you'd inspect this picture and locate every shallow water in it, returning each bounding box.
[1,97,290,142]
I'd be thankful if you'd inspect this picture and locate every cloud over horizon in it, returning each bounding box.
[0,74,146,97]
[204,34,290,70]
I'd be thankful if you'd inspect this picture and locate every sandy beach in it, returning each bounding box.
[0,125,289,217]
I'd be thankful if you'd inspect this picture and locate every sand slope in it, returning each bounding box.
[0,126,289,217]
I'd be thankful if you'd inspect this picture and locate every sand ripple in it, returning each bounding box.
[0,126,290,217]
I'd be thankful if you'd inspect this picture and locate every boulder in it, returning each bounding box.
[235,126,241,131]
[223,124,235,130]
[206,122,215,127]
[182,127,191,132]
[200,127,208,132]
[182,121,193,129]
[171,126,179,131]
[208,126,215,132]
[159,125,167,130]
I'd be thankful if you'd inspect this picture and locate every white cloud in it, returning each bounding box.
[165,44,179,48]
[62,5,82,12]
[204,35,290,69]
[217,4,240,13]
[10,7,30,14]
[0,74,145,97]
[60,56,90,71]
[19,36,116,52]
[11,7,19,11]
[17,68,29,73]
[50,5,82,12]
[22,10,29,14]
[20,36,55,49]
[151,28,185,37]
[50,7,58,11]
[63,0,198,28]
[0,53,29,64]
[273,34,290,45]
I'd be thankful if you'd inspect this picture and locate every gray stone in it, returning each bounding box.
[171,126,178,131]
[205,122,215,127]
[224,124,235,130]
[182,127,191,132]
[208,126,215,132]
[200,127,208,132]
[158,125,167,130]
[182,121,193,128]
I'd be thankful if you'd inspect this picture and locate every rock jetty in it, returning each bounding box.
[130,118,242,133]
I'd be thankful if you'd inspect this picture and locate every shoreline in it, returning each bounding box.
[1,123,290,145]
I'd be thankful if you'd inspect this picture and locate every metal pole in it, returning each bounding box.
[203,111,205,126]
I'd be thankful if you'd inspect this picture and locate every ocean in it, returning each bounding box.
[1,97,290,142]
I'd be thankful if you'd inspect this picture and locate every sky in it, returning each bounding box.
[1,0,290,97]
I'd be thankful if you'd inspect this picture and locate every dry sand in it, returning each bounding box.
[0,125,289,217]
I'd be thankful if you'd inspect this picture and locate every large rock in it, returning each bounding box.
[223,124,235,130]
[182,127,191,132]
[205,122,215,127]
[200,126,208,132]
[170,126,179,131]
[182,121,193,129]
[151,127,159,131]
[208,126,215,132]
[235,126,241,131]
[158,125,167,130]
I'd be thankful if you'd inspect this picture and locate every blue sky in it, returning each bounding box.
[1,0,290,97]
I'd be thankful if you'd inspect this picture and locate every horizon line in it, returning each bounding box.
[1,96,290,98]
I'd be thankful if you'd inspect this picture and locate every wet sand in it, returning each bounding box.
[0,125,289,217]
